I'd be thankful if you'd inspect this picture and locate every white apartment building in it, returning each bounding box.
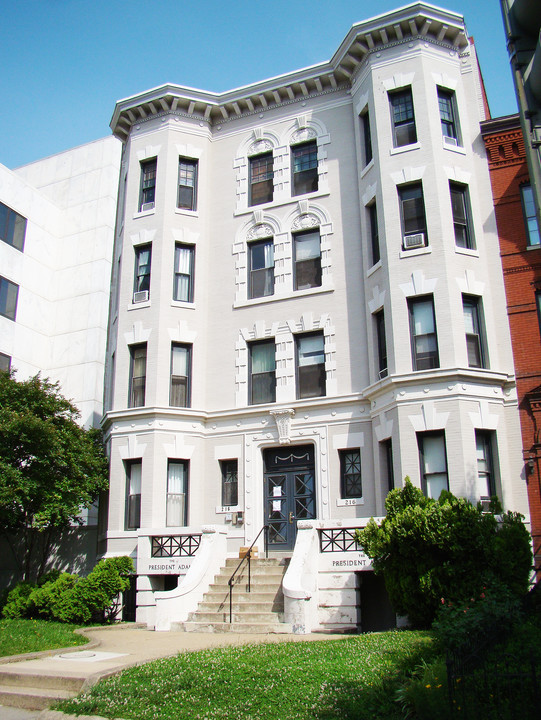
[0,137,121,585]
[3,2,519,633]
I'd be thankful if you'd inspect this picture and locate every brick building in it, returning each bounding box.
[481,114,541,573]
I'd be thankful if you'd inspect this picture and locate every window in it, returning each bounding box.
[129,344,147,407]
[291,141,318,196]
[0,201,26,252]
[125,460,142,530]
[360,109,373,166]
[221,460,238,507]
[177,158,198,211]
[389,88,417,147]
[463,295,487,369]
[133,245,151,302]
[450,183,474,249]
[537,292,541,337]
[296,332,326,399]
[399,183,427,249]
[170,343,191,407]
[294,230,321,290]
[475,431,496,498]
[418,431,448,499]
[173,243,194,302]
[368,202,380,265]
[408,296,439,370]
[0,276,19,321]
[438,88,460,144]
[139,158,157,211]
[249,340,276,405]
[248,239,274,298]
[249,153,274,206]
[167,460,188,526]
[0,352,11,373]
[375,309,387,379]
[381,439,395,494]
[340,449,362,498]
[520,184,540,246]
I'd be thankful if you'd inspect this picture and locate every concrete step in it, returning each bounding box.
[197,600,284,613]
[208,581,285,593]
[0,684,75,711]
[0,669,84,692]
[181,621,293,634]
[201,588,283,602]
[213,572,286,586]
[190,611,285,623]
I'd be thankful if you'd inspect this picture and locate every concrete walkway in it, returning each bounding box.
[0,624,348,719]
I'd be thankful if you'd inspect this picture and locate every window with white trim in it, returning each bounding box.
[418,431,448,499]
[249,340,276,405]
[520,184,540,246]
[0,201,26,252]
[296,332,326,399]
[167,460,189,526]
[438,88,461,145]
[248,239,274,299]
[408,296,439,371]
[125,460,142,530]
[389,88,417,147]
[129,344,147,407]
[170,343,191,407]
[177,158,198,211]
[133,245,151,302]
[249,153,274,206]
[399,183,427,250]
[139,158,157,211]
[340,449,362,498]
[221,460,238,507]
[173,243,194,303]
[0,276,19,321]
[294,229,321,290]
[450,183,475,249]
[291,141,318,196]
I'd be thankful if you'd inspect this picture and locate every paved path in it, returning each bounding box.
[0,624,348,719]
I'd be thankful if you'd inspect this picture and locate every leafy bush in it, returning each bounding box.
[1,557,134,624]
[356,478,532,628]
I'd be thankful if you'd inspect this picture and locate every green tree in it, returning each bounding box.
[0,371,108,581]
[356,478,532,628]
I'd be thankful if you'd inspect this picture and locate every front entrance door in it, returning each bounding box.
[263,445,316,552]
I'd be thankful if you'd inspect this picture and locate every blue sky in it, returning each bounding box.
[1,0,514,169]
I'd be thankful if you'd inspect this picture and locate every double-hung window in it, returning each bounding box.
[450,183,475,249]
[0,352,11,373]
[170,343,191,407]
[249,340,276,405]
[360,109,373,166]
[0,276,19,321]
[221,460,238,507]
[418,431,448,499]
[139,158,157,211]
[173,243,194,303]
[291,141,318,196]
[390,88,417,147]
[129,344,147,407]
[125,460,142,530]
[167,460,188,527]
[475,431,496,498]
[368,202,380,265]
[408,296,439,371]
[177,158,198,211]
[463,295,487,368]
[375,309,387,379]
[399,183,427,249]
[248,239,274,298]
[438,88,460,145]
[133,245,151,302]
[296,332,326,399]
[249,153,274,206]
[520,184,541,246]
[340,449,362,499]
[381,438,395,494]
[0,201,26,252]
[294,230,321,291]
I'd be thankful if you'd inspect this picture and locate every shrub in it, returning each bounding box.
[2,582,35,619]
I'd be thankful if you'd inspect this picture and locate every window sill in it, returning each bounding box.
[360,159,374,179]
[366,260,382,278]
[171,300,196,309]
[128,301,151,311]
[399,245,432,259]
[442,139,466,154]
[527,243,541,251]
[336,497,364,507]
[390,142,421,156]
[233,285,334,309]
[455,246,479,258]
[174,208,199,218]
[133,209,155,220]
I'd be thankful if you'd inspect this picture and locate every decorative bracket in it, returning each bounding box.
[270,409,295,444]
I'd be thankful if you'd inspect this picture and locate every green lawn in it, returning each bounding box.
[57,630,437,720]
[0,618,87,657]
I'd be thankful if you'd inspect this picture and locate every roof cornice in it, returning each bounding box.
[110,3,469,141]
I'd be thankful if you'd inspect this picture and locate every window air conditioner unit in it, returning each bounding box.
[379,368,388,379]
[133,290,149,304]
[141,202,155,212]
[443,135,458,148]
[403,232,425,249]
[479,496,491,513]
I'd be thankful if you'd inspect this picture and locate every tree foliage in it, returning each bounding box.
[0,371,109,580]
[356,478,532,628]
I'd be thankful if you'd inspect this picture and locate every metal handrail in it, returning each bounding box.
[228,525,269,623]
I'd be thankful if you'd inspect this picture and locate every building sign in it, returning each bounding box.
[137,557,194,575]
[319,550,373,572]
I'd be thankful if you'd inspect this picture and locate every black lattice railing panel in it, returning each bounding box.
[319,528,361,553]
[151,534,202,558]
